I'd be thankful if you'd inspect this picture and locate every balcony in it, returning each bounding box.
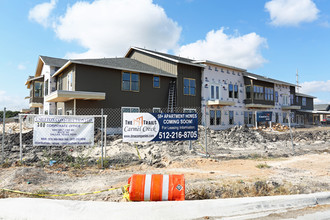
[207,99,235,106]
[281,104,301,110]
[45,90,106,102]
[29,97,44,108]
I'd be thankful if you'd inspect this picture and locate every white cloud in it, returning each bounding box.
[28,0,57,27]
[300,80,330,93]
[54,0,181,58]
[265,0,319,26]
[0,91,29,111]
[314,98,324,104]
[17,64,26,70]
[177,28,268,69]
[320,21,330,28]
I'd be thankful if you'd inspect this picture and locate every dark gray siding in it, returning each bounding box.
[74,64,172,109]
[176,63,202,108]
[243,77,275,106]
[297,96,314,110]
[290,86,297,105]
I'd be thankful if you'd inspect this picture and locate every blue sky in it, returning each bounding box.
[1,0,330,110]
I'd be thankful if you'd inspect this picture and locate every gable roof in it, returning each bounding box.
[243,72,296,87]
[125,47,204,68]
[35,56,68,77]
[53,57,176,78]
[314,104,330,111]
[40,56,68,67]
[296,92,316,99]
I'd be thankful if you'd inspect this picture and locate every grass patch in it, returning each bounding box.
[256,163,271,169]
[186,180,293,200]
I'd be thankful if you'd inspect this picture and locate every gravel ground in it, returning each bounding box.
[0,126,329,201]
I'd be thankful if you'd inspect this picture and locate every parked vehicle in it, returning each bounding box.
[321,117,330,125]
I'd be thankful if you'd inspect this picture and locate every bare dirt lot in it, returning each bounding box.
[0,126,329,202]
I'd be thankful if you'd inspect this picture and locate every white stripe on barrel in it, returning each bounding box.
[144,174,152,201]
[162,174,169,201]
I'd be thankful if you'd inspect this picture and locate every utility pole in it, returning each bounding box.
[296,69,299,93]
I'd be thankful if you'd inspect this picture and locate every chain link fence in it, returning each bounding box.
[1,106,212,166]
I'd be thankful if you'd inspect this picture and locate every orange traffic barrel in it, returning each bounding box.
[128,174,185,201]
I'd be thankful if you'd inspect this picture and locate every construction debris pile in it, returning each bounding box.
[0,126,329,167]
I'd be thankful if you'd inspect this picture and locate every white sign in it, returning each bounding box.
[33,116,94,146]
[123,113,159,142]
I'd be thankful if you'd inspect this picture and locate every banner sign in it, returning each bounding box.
[256,111,272,122]
[123,113,198,142]
[33,116,94,146]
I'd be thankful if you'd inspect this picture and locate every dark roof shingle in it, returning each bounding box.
[40,56,68,67]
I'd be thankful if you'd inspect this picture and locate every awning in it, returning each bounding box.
[45,90,106,102]
[207,100,235,106]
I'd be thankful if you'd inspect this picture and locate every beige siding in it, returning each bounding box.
[130,51,177,75]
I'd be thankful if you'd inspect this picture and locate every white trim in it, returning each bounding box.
[144,174,152,201]
[162,175,169,201]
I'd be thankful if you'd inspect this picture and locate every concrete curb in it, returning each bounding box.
[0,192,330,220]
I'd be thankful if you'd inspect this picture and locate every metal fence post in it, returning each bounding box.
[19,114,23,162]
[2,107,6,164]
[288,112,294,155]
[101,109,104,168]
[104,115,107,159]
[204,106,208,157]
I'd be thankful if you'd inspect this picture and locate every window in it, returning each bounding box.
[183,108,196,113]
[67,71,73,91]
[246,86,251,99]
[183,78,196,96]
[216,86,219,99]
[122,72,139,92]
[254,85,264,100]
[290,94,294,105]
[282,95,289,106]
[244,111,253,124]
[229,111,234,125]
[58,76,63,90]
[153,108,161,113]
[234,85,238,98]
[210,110,221,125]
[210,85,220,100]
[302,97,306,106]
[275,91,278,102]
[57,108,63,115]
[283,112,288,123]
[296,96,299,103]
[153,76,160,88]
[211,85,214,99]
[45,80,49,96]
[66,110,73,115]
[216,110,221,125]
[44,110,48,115]
[229,84,233,98]
[265,87,274,101]
[34,82,43,97]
